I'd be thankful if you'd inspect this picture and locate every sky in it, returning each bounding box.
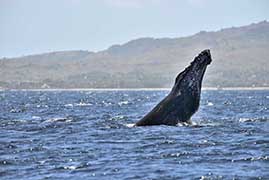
[0,0,269,58]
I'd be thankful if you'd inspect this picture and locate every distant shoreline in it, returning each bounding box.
[1,87,269,91]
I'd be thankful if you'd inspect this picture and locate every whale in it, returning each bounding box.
[135,49,212,126]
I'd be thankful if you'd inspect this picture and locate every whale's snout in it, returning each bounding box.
[190,49,212,72]
[199,49,212,65]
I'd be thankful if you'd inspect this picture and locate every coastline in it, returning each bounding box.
[1,87,269,91]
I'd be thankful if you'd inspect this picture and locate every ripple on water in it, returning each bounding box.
[239,117,269,123]
[43,117,73,123]
[0,90,268,179]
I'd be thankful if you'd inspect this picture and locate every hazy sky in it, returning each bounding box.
[1,0,268,58]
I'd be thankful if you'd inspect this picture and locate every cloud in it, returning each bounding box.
[103,0,160,8]
[187,0,211,8]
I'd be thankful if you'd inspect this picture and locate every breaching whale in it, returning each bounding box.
[135,49,212,126]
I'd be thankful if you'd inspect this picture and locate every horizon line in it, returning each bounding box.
[1,87,269,91]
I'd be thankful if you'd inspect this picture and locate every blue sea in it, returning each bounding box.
[0,90,268,179]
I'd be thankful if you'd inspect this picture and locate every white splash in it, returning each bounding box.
[118,101,129,106]
[32,116,41,120]
[239,118,251,122]
[64,166,77,170]
[64,104,73,107]
[125,123,135,128]
[207,102,214,106]
[75,102,93,106]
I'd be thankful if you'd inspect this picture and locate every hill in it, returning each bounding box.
[1,21,269,89]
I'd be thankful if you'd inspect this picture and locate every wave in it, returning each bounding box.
[118,101,129,106]
[239,117,269,123]
[232,156,269,162]
[43,117,73,123]
[64,102,93,107]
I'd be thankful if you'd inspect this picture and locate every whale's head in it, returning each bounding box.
[172,49,212,98]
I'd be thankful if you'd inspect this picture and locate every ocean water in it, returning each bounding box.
[0,90,268,179]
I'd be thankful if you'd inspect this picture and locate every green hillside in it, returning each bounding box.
[1,21,269,89]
